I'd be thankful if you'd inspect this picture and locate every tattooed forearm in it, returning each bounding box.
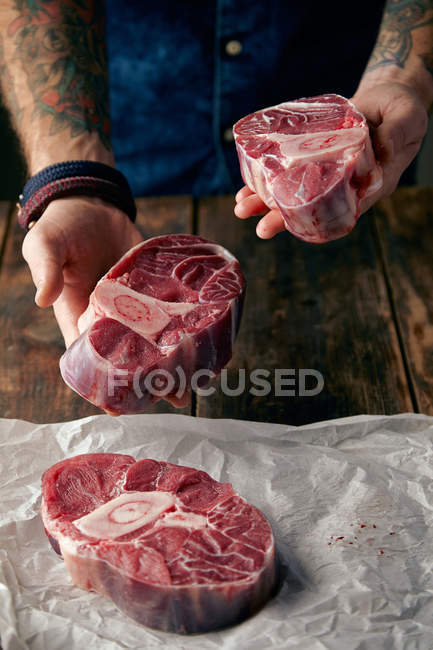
[6,0,111,150]
[367,0,433,75]
[0,34,22,122]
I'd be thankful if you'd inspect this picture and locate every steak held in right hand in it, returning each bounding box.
[233,94,382,243]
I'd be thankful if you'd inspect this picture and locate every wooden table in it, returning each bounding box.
[0,188,432,425]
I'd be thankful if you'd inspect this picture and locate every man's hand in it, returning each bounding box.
[234,82,429,239]
[352,81,428,213]
[235,0,433,240]
[234,185,285,240]
[22,197,143,347]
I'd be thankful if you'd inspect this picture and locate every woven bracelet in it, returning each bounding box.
[18,161,137,230]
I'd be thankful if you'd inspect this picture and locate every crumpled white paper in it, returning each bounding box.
[1,413,433,650]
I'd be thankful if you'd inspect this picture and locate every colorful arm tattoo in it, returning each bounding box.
[6,0,111,150]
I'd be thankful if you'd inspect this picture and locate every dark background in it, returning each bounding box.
[0,98,25,199]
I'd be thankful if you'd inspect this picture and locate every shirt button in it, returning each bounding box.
[225,40,242,56]
[223,128,234,143]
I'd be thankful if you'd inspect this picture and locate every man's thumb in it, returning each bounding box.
[22,226,65,308]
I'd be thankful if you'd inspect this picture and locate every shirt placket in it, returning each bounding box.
[212,0,236,192]
[215,1,270,192]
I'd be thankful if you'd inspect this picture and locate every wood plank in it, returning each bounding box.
[0,197,193,422]
[373,187,433,414]
[0,211,97,422]
[135,196,193,239]
[196,196,412,425]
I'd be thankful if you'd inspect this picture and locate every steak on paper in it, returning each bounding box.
[41,454,277,634]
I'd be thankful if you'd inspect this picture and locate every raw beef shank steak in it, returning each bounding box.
[234,94,383,243]
[60,234,245,414]
[41,454,277,633]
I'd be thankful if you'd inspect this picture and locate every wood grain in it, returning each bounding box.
[196,196,412,424]
[2,190,425,425]
[135,196,193,239]
[0,210,97,422]
[0,198,192,422]
[374,187,433,414]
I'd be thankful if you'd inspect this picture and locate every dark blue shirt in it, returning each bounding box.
[106,1,385,197]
